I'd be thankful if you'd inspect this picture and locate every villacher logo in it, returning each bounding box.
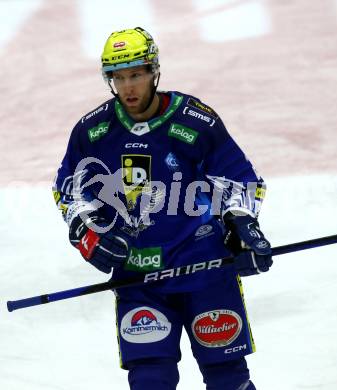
[192,309,242,348]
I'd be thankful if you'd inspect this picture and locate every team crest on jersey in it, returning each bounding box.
[122,155,151,210]
[121,184,165,237]
[121,217,155,238]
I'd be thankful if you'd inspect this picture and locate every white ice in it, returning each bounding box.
[78,0,271,60]
[78,0,157,60]
[196,0,271,42]
[1,0,336,388]
[0,0,43,53]
[1,175,337,390]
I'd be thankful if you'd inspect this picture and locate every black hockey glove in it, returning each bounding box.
[224,213,273,276]
[69,213,130,274]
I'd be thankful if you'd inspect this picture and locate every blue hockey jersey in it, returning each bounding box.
[53,91,265,292]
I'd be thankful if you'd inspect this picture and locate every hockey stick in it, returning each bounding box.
[7,233,337,312]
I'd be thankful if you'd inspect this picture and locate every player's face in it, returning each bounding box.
[112,66,154,115]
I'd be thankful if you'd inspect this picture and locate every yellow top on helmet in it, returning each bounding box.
[101,27,159,78]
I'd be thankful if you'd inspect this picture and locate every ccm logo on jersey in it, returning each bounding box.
[224,344,247,354]
[125,143,148,148]
[183,107,215,127]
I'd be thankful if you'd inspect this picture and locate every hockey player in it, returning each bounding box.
[53,27,273,390]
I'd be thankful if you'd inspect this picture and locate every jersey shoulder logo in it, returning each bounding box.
[88,121,110,142]
[182,106,216,127]
[81,103,109,123]
[187,98,218,120]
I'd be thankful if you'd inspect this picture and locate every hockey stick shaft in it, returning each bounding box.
[270,233,337,256]
[7,233,337,312]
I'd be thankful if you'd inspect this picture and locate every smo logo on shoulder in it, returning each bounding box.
[120,307,171,343]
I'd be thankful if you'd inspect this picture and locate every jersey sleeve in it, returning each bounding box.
[52,123,99,227]
[202,118,266,218]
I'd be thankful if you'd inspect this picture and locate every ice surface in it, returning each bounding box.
[1,176,337,390]
[1,0,337,388]
[0,0,43,52]
[198,1,271,42]
[78,0,157,59]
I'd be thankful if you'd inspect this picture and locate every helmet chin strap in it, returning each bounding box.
[108,73,161,117]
